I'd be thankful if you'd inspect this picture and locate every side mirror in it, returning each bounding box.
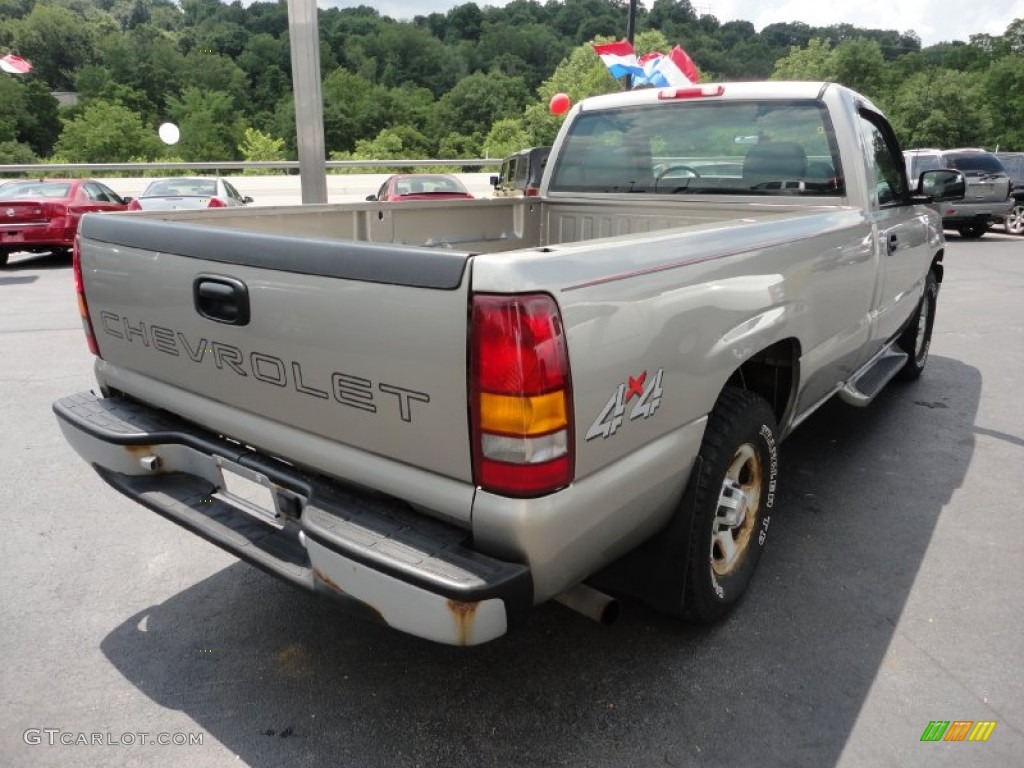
[490,175,499,188]
[917,169,965,202]
[365,194,377,201]
[122,196,133,204]
[243,196,254,204]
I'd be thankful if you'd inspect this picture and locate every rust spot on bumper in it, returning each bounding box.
[313,567,346,595]
[447,599,479,646]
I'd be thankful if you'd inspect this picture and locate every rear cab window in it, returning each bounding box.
[548,100,844,197]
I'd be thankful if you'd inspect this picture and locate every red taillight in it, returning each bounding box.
[524,186,540,197]
[73,236,100,357]
[470,293,574,497]
[127,199,142,211]
[207,197,227,208]
[41,201,68,219]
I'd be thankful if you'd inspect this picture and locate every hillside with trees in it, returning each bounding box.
[1,0,1022,167]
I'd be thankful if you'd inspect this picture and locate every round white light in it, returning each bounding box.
[158,122,180,145]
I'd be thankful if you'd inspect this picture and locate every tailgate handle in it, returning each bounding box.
[194,276,250,325]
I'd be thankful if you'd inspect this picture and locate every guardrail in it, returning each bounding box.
[0,159,500,174]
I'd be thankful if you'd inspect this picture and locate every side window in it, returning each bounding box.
[83,182,111,202]
[97,183,122,204]
[858,110,907,207]
[224,181,242,201]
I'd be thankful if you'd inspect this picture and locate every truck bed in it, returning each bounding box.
[87,196,835,255]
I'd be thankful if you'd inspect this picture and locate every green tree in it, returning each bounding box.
[12,4,97,89]
[17,80,61,156]
[1004,17,1024,54]
[239,126,285,161]
[97,24,185,111]
[437,72,529,140]
[483,117,531,159]
[886,69,994,148]
[361,23,463,96]
[321,69,392,153]
[54,100,163,161]
[166,87,245,160]
[438,131,481,159]
[0,140,38,165]
[771,37,835,81]
[984,55,1024,148]
[329,127,427,174]
[477,21,568,90]
[831,38,888,99]
[179,50,250,112]
[238,126,285,173]
[238,32,290,121]
[0,76,24,144]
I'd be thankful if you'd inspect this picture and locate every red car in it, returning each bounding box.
[0,178,131,267]
[366,174,475,202]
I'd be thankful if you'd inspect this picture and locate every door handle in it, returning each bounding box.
[886,233,899,255]
[193,275,250,325]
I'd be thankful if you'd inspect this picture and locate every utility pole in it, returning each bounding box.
[287,0,328,204]
[624,0,638,90]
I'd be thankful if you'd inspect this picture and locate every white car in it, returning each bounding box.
[128,177,253,211]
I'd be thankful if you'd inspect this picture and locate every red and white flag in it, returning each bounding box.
[593,40,644,80]
[637,46,699,87]
[1,54,33,74]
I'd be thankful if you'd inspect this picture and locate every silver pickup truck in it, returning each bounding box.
[55,81,964,645]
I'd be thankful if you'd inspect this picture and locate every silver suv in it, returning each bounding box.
[994,152,1024,235]
[904,148,1013,238]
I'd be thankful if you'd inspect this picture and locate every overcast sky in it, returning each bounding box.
[327,1,1024,47]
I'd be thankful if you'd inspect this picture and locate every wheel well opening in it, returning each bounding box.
[724,339,799,426]
[931,251,944,284]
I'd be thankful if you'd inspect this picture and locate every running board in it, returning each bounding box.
[838,348,908,407]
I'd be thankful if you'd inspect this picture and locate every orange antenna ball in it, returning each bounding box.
[549,92,571,115]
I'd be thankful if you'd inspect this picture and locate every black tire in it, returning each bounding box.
[681,388,779,624]
[1005,203,1024,236]
[896,270,938,381]
[0,250,8,268]
[957,222,987,239]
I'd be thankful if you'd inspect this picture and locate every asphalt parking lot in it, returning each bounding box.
[1,233,1021,768]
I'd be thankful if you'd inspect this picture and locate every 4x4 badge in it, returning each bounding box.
[585,368,664,440]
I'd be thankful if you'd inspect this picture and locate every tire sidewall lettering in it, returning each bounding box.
[709,419,778,601]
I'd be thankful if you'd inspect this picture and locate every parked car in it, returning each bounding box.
[366,174,474,202]
[128,177,253,211]
[491,146,551,197]
[0,178,130,267]
[994,151,1024,235]
[903,148,1013,238]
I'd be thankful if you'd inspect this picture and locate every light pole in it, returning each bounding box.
[286,0,328,204]
[624,0,638,90]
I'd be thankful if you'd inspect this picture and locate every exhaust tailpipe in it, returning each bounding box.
[554,583,619,625]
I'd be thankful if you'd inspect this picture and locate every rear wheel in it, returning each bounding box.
[680,388,778,624]
[957,222,987,239]
[0,249,9,268]
[896,270,938,381]
[1005,203,1024,235]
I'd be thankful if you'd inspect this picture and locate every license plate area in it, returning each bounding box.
[214,457,285,529]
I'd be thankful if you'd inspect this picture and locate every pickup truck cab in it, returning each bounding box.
[490,145,551,197]
[55,82,964,645]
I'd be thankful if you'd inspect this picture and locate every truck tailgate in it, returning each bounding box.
[78,214,476,516]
